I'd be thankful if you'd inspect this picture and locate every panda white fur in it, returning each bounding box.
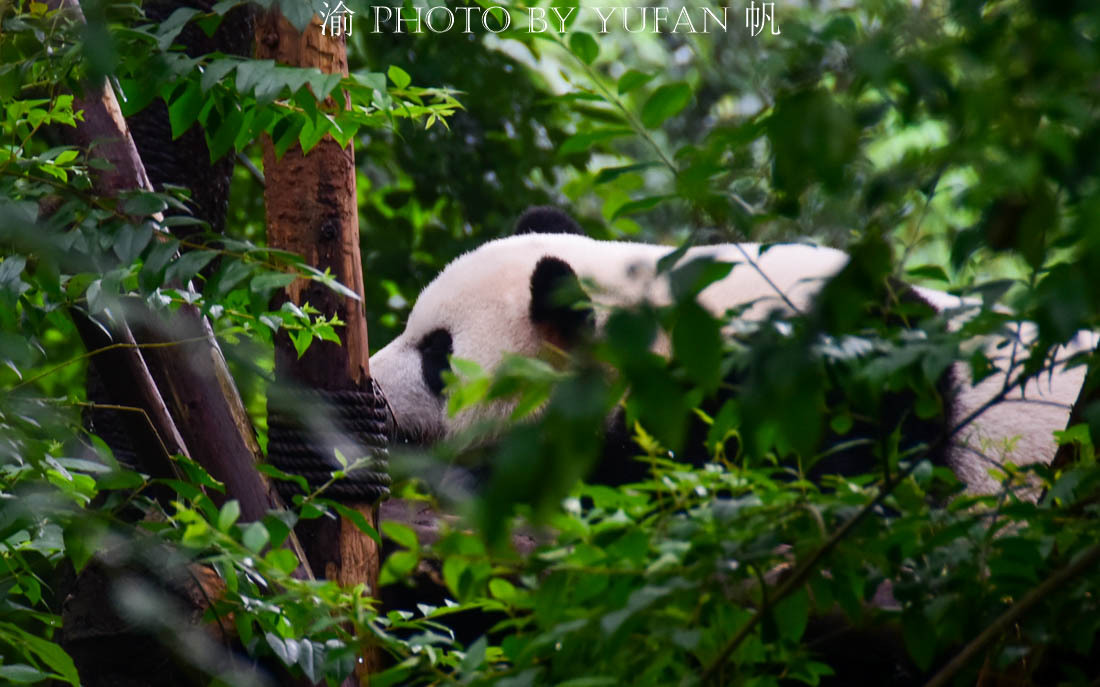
[369,209,1091,493]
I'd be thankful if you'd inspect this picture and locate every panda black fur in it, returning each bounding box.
[513,205,585,235]
[373,213,847,443]
[371,207,1092,684]
[370,207,1088,493]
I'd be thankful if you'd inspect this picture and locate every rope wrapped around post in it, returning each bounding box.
[266,380,392,502]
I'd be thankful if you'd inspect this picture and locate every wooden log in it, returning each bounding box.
[127,303,283,522]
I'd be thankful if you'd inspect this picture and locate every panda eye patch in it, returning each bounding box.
[417,328,453,396]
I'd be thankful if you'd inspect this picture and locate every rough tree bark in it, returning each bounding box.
[254,9,382,684]
[48,0,314,683]
[49,0,283,527]
[1050,358,1100,472]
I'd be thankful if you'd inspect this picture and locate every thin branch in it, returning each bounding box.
[700,370,1042,683]
[236,152,265,186]
[922,544,1100,687]
[9,336,209,391]
[545,33,678,177]
[734,243,804,316]
[74,400,178,470]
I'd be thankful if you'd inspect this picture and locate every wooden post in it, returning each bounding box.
[255,9,381,683]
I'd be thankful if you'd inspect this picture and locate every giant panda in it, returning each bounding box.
[371,207,1095,685]
[370,207,1090,493]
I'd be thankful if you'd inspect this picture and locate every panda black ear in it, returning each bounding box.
[529,256,594,349]
[513,206,584,235]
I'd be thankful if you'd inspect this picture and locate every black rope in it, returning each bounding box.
[265,380,392,502]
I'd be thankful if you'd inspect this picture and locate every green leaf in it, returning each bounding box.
[265,632,291,666]
[217,500,240,532]
[242,521,270,553]
[773,586,810,642]
[381,521,419,552]
[460,635,488,674]
[0,623,79,686]
[325,500,383,544]
[611,195,670,220]
[617,69,654,95]
[356,71,387,94]
[274,0,315,31]
[0,255,27,295]
[671,301,723,391]
[201,58,239,92]
[54,149,78,165]
[387,65,411,90]
[139,238,178,292]
[298,639,324,683]
[669,256,734,301]
[257,463,309,495]
[63,519,105,573]
[442,556,468,598]
[207,256,253,298]
[0,664,50,683]
[569,32,599,65]
[489,577,518,602]
[306,72,342,101]
[594,161,660,184]
[112,224,154,263]
[768,89,858,197]
[211,0,247,12]
[117,77,160,117]
[250,271,296,295]
[905,264,950,283]
[168,80,204,138]
[902,608,936,670]
[156,8,200,50]
[208,104,243,162]
[640,82,692,129]
[121,192,167,218]
[298,113,331,153]
[166,250,216,284]
[263,547,300,574]
[236,59,276,95]
[290,329,312,358]
[272,114,305,159]
[380,550,418,585]
[304,266,361,301]
[559,128,632,156]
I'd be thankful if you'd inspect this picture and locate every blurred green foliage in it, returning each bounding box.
[2,0,1100,684]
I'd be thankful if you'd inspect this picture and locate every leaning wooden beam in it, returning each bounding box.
[255,8,383,683]
[48,0,290,527]
[45,1,188,469]
[44,1,321,684]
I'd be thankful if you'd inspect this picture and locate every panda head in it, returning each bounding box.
[370,208,852,445]
[370,219,597,444]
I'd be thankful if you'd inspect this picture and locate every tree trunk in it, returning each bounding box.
[49,0,313,683]
[50,0,286,528]
[255,9,382,683]
[1050,355,1100,472]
